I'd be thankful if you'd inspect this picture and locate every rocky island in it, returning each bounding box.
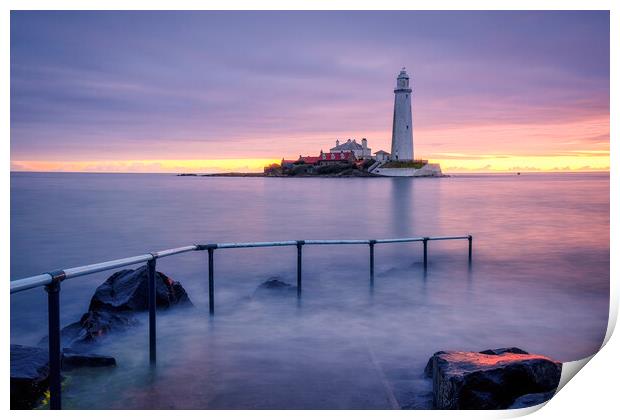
[263,157,443,177]
[179,69,446,178]
[177,158,444,178]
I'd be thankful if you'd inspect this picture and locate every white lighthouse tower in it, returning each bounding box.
[390,68,414,161]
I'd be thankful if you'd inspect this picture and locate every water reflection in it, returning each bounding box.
[390,178,414,236]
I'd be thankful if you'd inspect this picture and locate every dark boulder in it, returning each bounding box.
[259,277,295,290]
[424,351,447,377]
[254,277,296,297]
[71,310,138,344]
[40,268,192,349]
[10,345,50,409]
[10,343,119,409]
[508,391,555,409]
[62,348,116,371]
[39,310,139,349]
[425,348,562,409]
[89,266,193,312]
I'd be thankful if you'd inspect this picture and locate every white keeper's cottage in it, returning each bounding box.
[329,138,372,159]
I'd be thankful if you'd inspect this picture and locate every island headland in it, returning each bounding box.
[179,68,444,178]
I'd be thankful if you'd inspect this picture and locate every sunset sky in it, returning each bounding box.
[10,11,609,173]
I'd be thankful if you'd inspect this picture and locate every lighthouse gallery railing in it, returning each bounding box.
[10,234,473,409]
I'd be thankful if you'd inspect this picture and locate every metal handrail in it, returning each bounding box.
[375,236,425,244]
[152,245,198,258]
[216,240,298,249]
[304,239,370,245]
[10,234,472,409]
[10,273,54,294]
[10,235,471,294]
[63,254,155,280]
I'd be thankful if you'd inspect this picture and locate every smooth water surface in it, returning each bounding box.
[10,172,609,409]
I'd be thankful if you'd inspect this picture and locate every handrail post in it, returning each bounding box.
[468,235,473,264]
[296,240,304,298]
[423,237,429,271]
[208,247,215,315]
[369,240,376,285]
[45,271,64,410]
[147,258,157,365]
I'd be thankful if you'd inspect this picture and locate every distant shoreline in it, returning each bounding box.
[177,172,380,178]
[179,172,266,177]
[9,171,611,176]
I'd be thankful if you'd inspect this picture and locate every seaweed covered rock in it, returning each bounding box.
[425,348,561,409]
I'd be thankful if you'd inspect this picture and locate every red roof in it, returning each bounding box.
[299,156,321,164]
[282,151,354,166]
[320,151,353,161]
[282,156,320,164]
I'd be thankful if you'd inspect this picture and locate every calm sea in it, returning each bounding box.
[10,172,610,409]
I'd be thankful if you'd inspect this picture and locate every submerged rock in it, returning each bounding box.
[425,348,561,409]
[89,266,193,312]
[62,348,116,371]
[253,277,296,297]
[259,277,295,290]
[10,345,50,409]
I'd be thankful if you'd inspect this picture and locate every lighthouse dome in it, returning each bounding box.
[395,67,411,90]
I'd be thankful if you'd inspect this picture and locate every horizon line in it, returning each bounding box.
[10,169,611,175]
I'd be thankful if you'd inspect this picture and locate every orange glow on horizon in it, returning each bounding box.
[10,115,610,174]
[428,152,609,173]
[10,158,283,174]
[12,113,608,174]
